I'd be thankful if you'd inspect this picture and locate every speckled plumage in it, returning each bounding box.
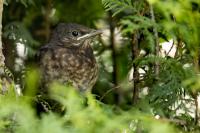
[38,23,100,92]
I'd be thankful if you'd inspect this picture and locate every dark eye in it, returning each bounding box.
[72,31,79,36]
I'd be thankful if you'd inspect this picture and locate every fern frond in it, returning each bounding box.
[102,0,135,16]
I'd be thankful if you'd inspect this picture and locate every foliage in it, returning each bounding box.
[4,0,35,7]
[0,70,177,133]
[102,0,200,132]
[54,0,104,26]
[0,0,200,132]
[148,0,200,56]
[3,22,39,57]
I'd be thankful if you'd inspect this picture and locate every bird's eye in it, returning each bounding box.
[72,31,79,36]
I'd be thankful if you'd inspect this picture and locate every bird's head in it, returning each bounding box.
[50,23,102,47]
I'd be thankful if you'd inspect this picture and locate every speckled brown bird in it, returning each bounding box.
[38,23,101,92]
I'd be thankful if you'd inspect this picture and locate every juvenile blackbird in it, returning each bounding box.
[38,23,101,92]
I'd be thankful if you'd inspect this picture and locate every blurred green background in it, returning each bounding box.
[0,0,200,132]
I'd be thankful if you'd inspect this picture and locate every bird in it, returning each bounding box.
[38,23,102,93]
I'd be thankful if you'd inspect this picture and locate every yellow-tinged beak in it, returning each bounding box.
[77,30,103,41]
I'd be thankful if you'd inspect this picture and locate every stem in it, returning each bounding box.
[0,0,4,68]
[108,11,121,104]
[0,0,6,94]
[132,32,140,105]
[109,12,116,83]
[150,4,159,77]
[100,86,120,102]
[193,51,199,125]
[194,94,199,125]
[44,0,52,41]
[3,39,15,72]
[166,40,174,57]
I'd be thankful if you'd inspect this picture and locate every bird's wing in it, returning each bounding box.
[36,44,52,62]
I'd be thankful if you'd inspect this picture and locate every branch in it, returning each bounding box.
[150,4,159,77]
[132,32,140,105]
[0,0,16,95]
[43,0,52,41]
[166,40,175,57]
[99,86,121,102]
[0,0,4,67]
[159,117,187,125]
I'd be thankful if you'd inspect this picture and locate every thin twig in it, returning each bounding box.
[99,86,121,101]
[150,4,159,77]
[166,40,175,57]
[0,0,4,67]
[193,93,199,125]
[159,118,187,125]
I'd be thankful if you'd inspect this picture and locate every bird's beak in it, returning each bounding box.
[77,30,103,41]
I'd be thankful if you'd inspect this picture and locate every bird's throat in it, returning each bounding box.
[79,40,95,59]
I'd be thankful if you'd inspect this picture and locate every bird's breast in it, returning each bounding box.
[40,46,98,91]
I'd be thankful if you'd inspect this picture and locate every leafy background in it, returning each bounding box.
[0,0,200,132]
